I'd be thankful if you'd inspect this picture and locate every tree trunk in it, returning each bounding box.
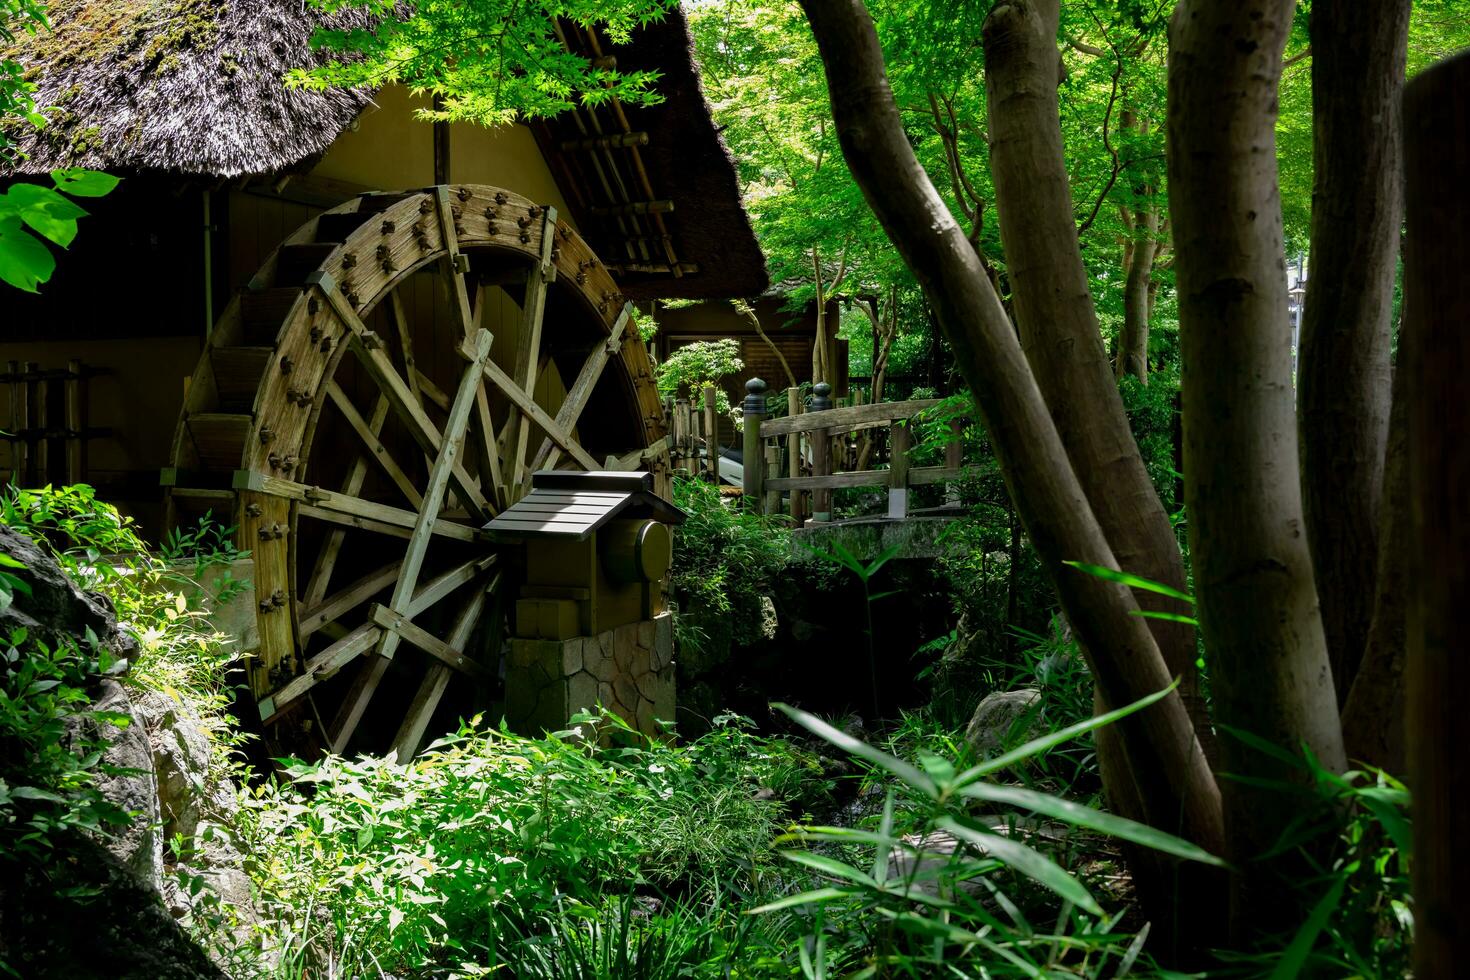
[800,0,1223,858]
[1297,0,1410,704]
[983,0,1202,722]
[1119,200,1158,383]
[1402,49,1470,980]
[1167,0,1346,933]
[1340,355,1407,774]
[982,7,1216,946]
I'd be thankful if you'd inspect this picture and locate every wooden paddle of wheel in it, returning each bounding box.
[166,184,668,760]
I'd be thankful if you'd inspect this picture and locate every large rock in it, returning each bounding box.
[0,524,138,665]
[964,688,1043,756]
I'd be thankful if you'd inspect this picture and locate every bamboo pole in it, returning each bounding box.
[703,385,719,482]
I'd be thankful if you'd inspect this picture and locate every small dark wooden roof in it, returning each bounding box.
[485,471,685,541]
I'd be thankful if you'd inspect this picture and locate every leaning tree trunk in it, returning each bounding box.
[1297,0,1410,705]
[983,3,1216,953]
[799,0,1224,859]
[1168,0,1347,936]
[1402,49,1470,980]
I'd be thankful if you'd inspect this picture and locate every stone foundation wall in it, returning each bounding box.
[504,612,674,738]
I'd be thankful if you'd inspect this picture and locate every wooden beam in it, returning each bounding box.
[298,560,403,640]
[501,207,558,496]
[311,271,493,521]
[475,355,601,471]
[529,303,631,477]
[369,603,492,681]
[330,329,495,753]
[589,200,674,217]
[434,186,506,511]
[258,623,382,724]
[302,395,392,613]
[325,382,424,509]
[560,132,649,151]
[390,579,491,761]
[236,472,481,542]
[759,398,948,438]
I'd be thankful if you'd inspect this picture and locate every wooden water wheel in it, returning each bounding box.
[165,183,667,759]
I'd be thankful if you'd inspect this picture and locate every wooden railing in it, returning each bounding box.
[739,379,969,522]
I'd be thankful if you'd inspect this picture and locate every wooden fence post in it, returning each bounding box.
[742,377,767,510]
[810,383,833,523]
[763,446,782,515]
[66,359,83,485]
[673,397,691,475]
[4,360,18,486]
[944,418,964,506]
[888,421,912,519]
[22,362,37,486]
[702,384,719,482]
[786,386,804,521]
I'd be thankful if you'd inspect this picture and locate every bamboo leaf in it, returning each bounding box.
[938,816,1103,915]
[1064,560,1194,602]
[774,703,938,797]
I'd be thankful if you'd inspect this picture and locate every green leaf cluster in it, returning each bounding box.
[290,0,679,127]
[0,168,118,291]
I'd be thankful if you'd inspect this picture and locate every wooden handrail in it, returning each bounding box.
[759,398,955,438]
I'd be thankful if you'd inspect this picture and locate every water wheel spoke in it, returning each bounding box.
[314,272,493,522]
[302,395,392,612]
[501,207,557,495]
[528,303,631,481]
[262,476,480,542]
[325,381,424,510]
[299,559,404,642]
[259,622,382,725]
[331,329,495,751]
[390,580,493,761]
[367,604,493,680]
[389,291,424,410]
[477,355,599,471]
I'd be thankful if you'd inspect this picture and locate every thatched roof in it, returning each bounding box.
[1,2,767,299]
[1,0,373,177]
[533,12,769,300]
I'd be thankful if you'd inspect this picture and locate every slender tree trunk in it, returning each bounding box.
[982,9,1216,945]
[1340,354,1407,774]
[1119,199,1158,383]
[1297,0,1410,704]
[800,0,1223,858]
[1402,50,1470,980]
[984,0,1204,723]
[1168,0,1346,933]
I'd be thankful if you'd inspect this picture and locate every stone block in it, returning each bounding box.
[638,618,655,653]
[561,637,584,676]
[598,681,615,707]
[588,640,617,681]
[652,612,674,670]
[613,624,636,672]
[636,697,658,735]
[567,671,599,714]
[612,674,638,714]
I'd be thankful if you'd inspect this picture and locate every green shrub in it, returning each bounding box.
[241,711,818,977]
[669,477,794,654]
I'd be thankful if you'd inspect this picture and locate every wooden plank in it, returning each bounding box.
[500,501,621,516]
[476,356,600,470]
[244,474,480,542]
[259,623,382,724]
[604,434,671,472]
[760,398,948,438]
[302,396,391,612]
[909,464,973,487]
[405,555,497,619]
[888,422,912,519]
[433,187,504,510]
[311,271,492,521]
[325,382,424,509]
[65,358,82,483]
[389,291,424,410]
[239,490,294,698]
[703,385,719,481]
[298,560,403,640]
[529,304,631,477]
[330,329,494,752]
[369,604,493,681]
[502,206,558,494]
[413,368,452,411]
[766,470,894,492]
[390,578,490,761]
